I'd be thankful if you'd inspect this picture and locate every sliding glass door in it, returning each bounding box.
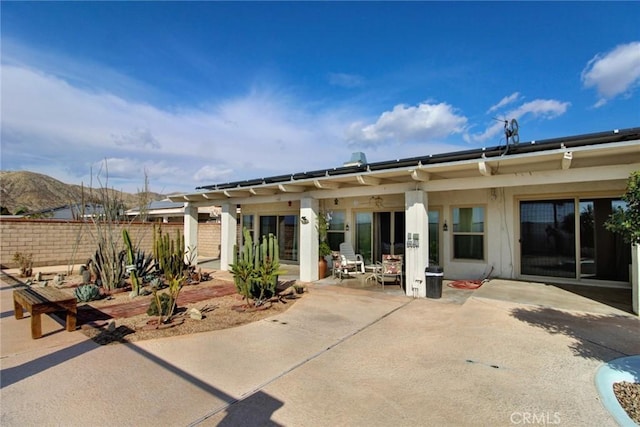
[355,212,373,264]
[520,198,629,282]
[259,215,299,262]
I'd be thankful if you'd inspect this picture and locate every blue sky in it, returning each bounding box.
[2,2,639,194]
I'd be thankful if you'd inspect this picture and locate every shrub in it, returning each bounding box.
[605,171,640,245]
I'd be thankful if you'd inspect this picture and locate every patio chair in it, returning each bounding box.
[336,242,365,279]
[374,254,403,290]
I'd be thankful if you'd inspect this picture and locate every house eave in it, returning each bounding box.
[167,128,640,204]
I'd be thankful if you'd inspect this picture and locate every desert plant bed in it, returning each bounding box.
[5,270,301,346]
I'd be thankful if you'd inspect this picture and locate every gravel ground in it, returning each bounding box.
[80,292,299,344]
[614,381,640,424]
[7,270,301,345]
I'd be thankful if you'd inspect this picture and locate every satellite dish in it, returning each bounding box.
[505,118,519,145]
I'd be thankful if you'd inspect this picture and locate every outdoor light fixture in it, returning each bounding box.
[301,216,309,224]
[345,224,350,232]
[443,221,448,232]
[334,198,339,205]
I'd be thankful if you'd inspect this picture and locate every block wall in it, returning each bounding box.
[0,219,220,268]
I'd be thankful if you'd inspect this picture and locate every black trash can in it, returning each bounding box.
[425,265,444,299]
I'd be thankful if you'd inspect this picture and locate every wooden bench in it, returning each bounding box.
[13,287,77,339]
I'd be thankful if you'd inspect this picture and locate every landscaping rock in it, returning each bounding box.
[81,267,91,285]
[189,308,203,320]
[53,274,64,287]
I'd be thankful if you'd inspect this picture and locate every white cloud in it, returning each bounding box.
[193,165,234,183]
[487,92,521,114]
[466,98,570,143]
[346,102,468,145]
[1,63,359,193]
[581,41,640,107]
[111,128,160,149]
[328,72,364,88]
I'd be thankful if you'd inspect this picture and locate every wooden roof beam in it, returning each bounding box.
[314,180,341,189]
[561,151,573,170]
[250,187,277,196]
[356,175,380,186]
[223,190,252,198]
[478,161,494,177]
[410,169,430,182]
[278,184,305,193]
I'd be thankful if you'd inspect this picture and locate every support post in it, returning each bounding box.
[300,197,319,282]
[184,203,198,265]
[220,203,237,271]
[405,191,430,298]
[632,244,639,316]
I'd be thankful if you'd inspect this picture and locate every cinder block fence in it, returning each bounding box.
[0,219,221,269]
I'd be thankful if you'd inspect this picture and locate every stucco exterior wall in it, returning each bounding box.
[428,180,628,282]
[0,219,220,268]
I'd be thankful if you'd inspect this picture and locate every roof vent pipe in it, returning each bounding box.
[344,152,368,167]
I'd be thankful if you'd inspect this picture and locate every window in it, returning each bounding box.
[241,214,254,245]
[452,206,485,260]
[326,210,346,252]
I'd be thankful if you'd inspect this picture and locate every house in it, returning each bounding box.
[125,200,220,223]
[25,203,106,220]
[169,127,640,314]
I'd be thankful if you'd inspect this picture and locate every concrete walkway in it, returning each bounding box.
[1,272,638,426]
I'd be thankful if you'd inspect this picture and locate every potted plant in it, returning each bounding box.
[317,212,333,279]
[13,252,33,278]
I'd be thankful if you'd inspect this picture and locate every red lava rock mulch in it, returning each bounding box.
[78,283,236,325]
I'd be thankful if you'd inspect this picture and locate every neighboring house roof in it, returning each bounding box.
[125,200,220,217]
[27,203,106,219]
[169,127,640,204]
[126,200,185,213]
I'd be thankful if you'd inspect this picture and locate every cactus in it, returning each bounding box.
[230,229,255,302]
[229,228,285,306]
[149,226,187,323]
[147,292,171,316]
[122,229,141,296]
[92,242,126,290]
[154,227,186,282]
[74,284,101,302]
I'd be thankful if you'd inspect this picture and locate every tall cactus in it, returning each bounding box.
[153,227,186,282]
[229,229,284,305]
[122,228,141,296]
[149,225,187,323]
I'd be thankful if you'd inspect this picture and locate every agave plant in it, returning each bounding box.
[74,284,101,302]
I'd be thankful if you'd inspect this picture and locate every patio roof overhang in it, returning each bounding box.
[168,128,640,206]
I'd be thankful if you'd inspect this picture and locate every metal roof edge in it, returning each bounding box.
[195,127,640,191]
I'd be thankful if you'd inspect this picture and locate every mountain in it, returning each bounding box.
[0,170,165,215]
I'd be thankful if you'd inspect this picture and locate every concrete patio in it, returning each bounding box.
[1,264,638,426]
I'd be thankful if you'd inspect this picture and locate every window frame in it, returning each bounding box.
[326,210,346,252]
[451,205,486,261]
